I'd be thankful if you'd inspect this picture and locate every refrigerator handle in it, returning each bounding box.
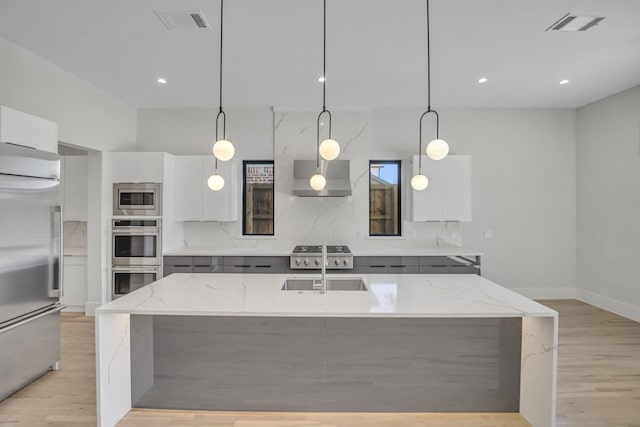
[49,205,62,298]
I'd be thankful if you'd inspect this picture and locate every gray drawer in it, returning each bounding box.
[192,256,221,273]
[355,256,419,267]
[387,265,419,274]
[163,256,193,267]
[354,264,389,274]
[419,265,451,274]
[419,256,453,266]
[222,256,290,273]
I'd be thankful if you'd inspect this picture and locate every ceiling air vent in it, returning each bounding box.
[155,10,210,30]
[546,13,604,32]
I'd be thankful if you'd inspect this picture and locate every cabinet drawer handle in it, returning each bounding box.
[174,264,190,268]
[255,265,272,268]
[234,265,251,268]
[369,265,386,268]
[390,265,407,268]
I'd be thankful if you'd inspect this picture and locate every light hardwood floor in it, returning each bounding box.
[0,300,638,427]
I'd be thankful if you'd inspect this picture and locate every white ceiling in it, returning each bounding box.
[1,0,640,109]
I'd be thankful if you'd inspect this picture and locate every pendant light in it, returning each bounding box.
[412,0,449,191]
[209,0,233,191]
[310,0,339,191]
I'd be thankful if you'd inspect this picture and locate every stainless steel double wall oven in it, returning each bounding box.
[111,183,162,299]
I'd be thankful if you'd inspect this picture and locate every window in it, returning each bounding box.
[243,161,274,235]
[369,160,401,236]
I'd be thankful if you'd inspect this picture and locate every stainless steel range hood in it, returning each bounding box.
[293,159,351,197]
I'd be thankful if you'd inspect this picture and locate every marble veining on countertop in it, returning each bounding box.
[98,273,555,318]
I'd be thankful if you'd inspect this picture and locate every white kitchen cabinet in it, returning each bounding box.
[61,256,87,312]
[61,156,88,221]
[111,152,165,183]
[174,156,203,221]
[407,155,471,222]
[0,106,58,153]
[174,155,238,222]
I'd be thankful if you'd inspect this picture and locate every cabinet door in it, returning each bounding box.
[409,155,471,222]
[138,152,165,183]
[0,106,58,153]
[111,152,138,183]
[174,156,203,221]
[61,256,87,309]
[62,156,88,221]
[201,157,238,222]
[441,156,471,221]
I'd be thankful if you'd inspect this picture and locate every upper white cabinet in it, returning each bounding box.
[174,156,203,221]
[61,156,88,221]
[174,156,238,222]
[407,155,471,222]
[0,106,58,153]
[111,152,165,183]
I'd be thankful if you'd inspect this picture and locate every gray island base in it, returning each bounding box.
[132,316,522,412]
[96,273,557,427]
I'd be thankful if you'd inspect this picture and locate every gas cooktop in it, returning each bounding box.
[292,245,352,254]
[290,245,353,269]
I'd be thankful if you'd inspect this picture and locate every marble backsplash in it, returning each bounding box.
[64,221,87,253]
[181,111,464,252]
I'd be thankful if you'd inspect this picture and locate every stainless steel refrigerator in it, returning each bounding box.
[0,142,64,401]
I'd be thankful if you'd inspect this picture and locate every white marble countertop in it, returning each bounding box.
[163,247,292,256]
[163,247,483,257]
[97,273,555,318]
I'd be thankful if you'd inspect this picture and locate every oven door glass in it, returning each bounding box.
[113,270,159,296]
[112,233,159,265]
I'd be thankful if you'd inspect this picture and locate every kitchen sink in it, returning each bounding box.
[281,278,367,291]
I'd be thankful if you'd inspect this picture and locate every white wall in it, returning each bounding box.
[0,35,137,314]
[374,108,577,295]
[138,106,577,294]
[576,85,640,321]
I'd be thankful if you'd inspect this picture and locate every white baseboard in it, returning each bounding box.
[510,287,576,300]
[62,305,85,313]
[85,301,101,317]
[575,289,640,323]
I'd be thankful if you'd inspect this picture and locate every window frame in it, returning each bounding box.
[242,160,275,236]
[368,160,402,237]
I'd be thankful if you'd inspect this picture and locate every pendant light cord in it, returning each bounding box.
[215,0,226,146]
[317,0,332,171]
[418,0,439,173]
[322,0,327,112]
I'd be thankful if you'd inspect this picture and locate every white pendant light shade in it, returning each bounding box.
[213,139,235,161]
[319,138,340,161]
[309,174,326,191]
[411,174,429,191]
[207,174,225,191]
[426,138,449,160]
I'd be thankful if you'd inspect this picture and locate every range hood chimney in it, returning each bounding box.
[292,159,351,197]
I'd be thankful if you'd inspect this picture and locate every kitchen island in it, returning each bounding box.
[96,273,557,427]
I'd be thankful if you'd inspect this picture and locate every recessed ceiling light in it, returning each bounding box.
[318,76,326,82]
[478,77,488,84]
[157,77,167,84]
[559,79,569,85]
